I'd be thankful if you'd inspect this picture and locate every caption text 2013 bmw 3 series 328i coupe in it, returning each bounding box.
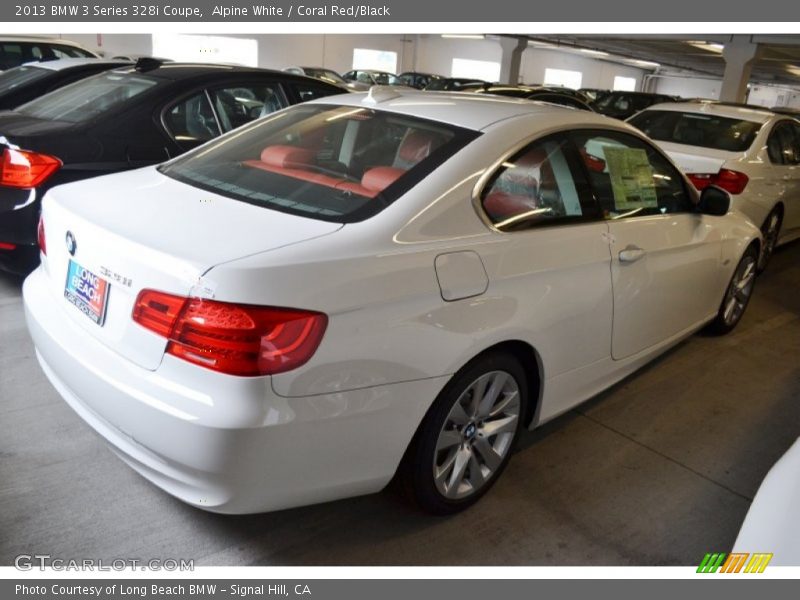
[24,88,761,514]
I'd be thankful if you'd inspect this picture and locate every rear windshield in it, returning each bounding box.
[628,109,762,152]
[159,104,479,223]
[0,66,50,94]
[304,68,345,84]
[15,71,157,123]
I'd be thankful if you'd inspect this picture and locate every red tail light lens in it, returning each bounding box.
[132,290,328,377]
[687,169,749,195]
[1,148,62,189]
[0,242,17,251]
[37,216,46,255]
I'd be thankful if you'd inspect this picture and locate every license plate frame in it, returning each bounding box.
[64,259,110,326]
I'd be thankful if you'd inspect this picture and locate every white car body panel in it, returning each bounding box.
[24,92,762,512]
[637,102,800,244]
[734,437,800,566]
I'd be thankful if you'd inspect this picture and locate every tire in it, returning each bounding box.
[397,351,528,515]
[707,244,758,335]
[757,208,782,273]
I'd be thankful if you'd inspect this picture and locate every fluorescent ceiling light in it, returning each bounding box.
[441,34,485,40]
[686,41,724,53]
[579,48,609,57]
[632,59,660,69]
[787,65,800,77]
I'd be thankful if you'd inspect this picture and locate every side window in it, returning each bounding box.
[768,122,799,166]
[0,43,23,70]
[356,72,373,84]
[481,135,595,230]
[163,92,220,149]
[572,130,693,218]
[209,83,287,133]
[290,81,341,103]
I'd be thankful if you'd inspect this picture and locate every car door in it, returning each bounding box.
[571,129,724,360]
[766,120,800,233]
[479,132,614,382]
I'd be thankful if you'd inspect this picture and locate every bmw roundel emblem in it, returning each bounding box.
[65,231,77,256]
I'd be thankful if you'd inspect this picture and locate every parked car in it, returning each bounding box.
[460,84,595,111]
[0,60,345,274]
[770,106,800,117]
[733,437,800,566]
[282,66,351,90]
[0,58,131,110]
[397,71,444,90]
[592,91,679,120]
[424,77,487,91]
[24,90,761,515]
[0,36,98,70]
[341,69,405,90]
[579,88,612,103]
[628,102,800,270]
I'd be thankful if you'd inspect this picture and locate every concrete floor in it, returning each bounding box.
[1,242,799,566]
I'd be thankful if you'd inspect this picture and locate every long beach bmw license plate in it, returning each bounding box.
[64,259,110,326]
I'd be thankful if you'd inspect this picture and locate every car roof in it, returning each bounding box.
[0,36,89,47]
[21,57,131,71]
[309,87,616,130]
[108,62,290,81]
[642,101,777,124]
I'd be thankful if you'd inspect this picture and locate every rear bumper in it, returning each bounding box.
[23,267,446,513]
[0,188,41,274]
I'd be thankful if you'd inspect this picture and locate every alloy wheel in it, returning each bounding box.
[759,212,781,270]
[722,253,756,327]
[433,370,521,500]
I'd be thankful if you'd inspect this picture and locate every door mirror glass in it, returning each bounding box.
[698,185,730,216]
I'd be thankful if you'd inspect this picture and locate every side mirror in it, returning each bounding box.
[698,185,731,216]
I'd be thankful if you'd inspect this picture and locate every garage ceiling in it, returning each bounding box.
[523,35,800,86]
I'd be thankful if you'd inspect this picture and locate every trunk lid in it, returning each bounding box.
[653,140,738,175]
[40,166,343,370]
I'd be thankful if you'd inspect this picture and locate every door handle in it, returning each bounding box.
[619,245,646,263]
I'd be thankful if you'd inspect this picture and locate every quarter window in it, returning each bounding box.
[481,136,595,230]
[164,92,220,148]
[572,130,693,218]
[209,83,287,133]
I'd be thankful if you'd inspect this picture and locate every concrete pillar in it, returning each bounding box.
[720,36,761,102]
[499,37,527,85]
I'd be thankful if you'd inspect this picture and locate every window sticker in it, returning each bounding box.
[603,146,658,210]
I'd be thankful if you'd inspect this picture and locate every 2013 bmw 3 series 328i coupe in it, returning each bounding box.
[24,89,761,514]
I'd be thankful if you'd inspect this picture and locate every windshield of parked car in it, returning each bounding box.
[628,109,763,152]
[304,68,346,84]
[159,104,480,223]
[0,65,50,93]
[15,71,157,122]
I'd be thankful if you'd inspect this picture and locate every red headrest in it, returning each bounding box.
[361,167,405,192]
[580,148,606,173]
[483,191,536,220]
[398,131,440,164]
[260,145,315,168]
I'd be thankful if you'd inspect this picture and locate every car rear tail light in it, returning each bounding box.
[687,169,749,195]
[0,242,17,251]
[0,148,62,189]
[132,289,328,377]
[37,216,46,255]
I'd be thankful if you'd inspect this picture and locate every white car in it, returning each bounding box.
[628,102,800,270]
[733,437,800,566]
[24,89,761,514]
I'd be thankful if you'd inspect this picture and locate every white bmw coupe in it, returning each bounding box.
[24,88,761,514]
